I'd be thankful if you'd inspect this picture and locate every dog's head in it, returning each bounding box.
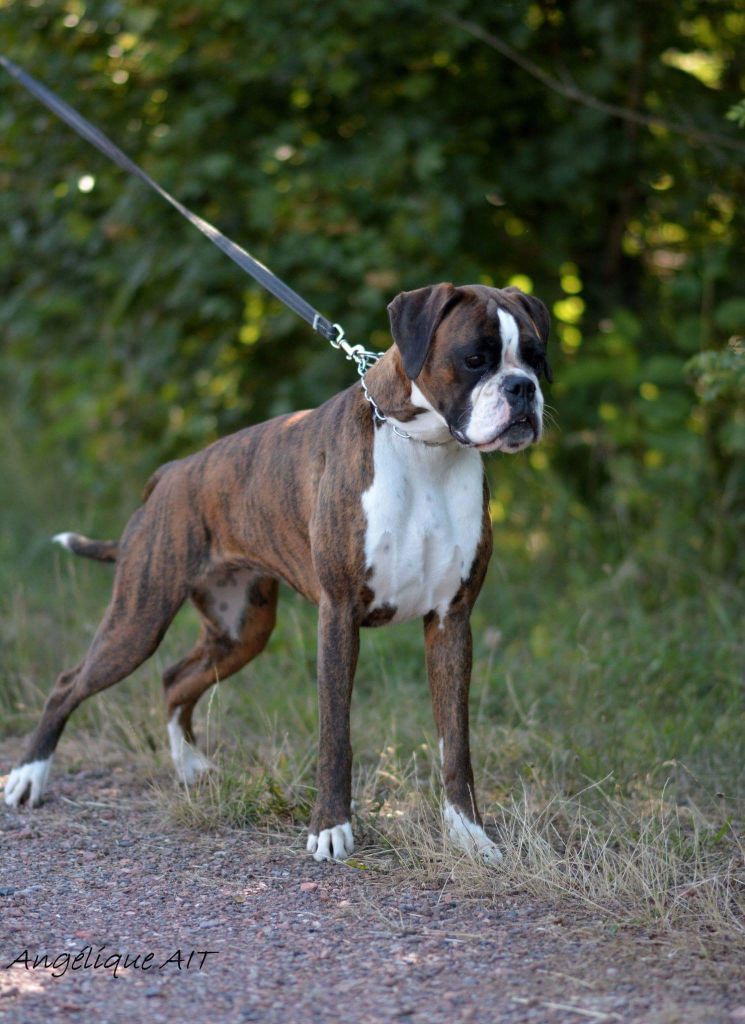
[388,283,551,452]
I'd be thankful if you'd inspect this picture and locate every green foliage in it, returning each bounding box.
[688,339,745,411]
[0,0,743,570]
[726,98,745,128]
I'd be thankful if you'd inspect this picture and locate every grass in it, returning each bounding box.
[1,428,743,946]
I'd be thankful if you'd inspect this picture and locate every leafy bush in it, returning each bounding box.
[1,1,743,571]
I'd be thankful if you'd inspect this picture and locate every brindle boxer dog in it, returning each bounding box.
[4,283,551,864]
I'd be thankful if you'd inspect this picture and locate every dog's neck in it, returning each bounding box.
[362,348,454,446]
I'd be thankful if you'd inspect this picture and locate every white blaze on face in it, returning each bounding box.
[463,307,543,451]
[498,307,521,366]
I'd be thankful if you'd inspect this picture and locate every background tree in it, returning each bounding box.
[1,0,743,572]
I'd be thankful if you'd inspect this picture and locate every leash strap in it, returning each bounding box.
[0,56,445,445]
[0,54,341,343]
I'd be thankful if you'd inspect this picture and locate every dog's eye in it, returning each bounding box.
[464,353,486,370]
[523,346,551,381]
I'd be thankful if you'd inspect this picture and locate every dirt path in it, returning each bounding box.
[1,746,743,1024]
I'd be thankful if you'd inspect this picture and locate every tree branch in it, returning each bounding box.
[444,12,745,157]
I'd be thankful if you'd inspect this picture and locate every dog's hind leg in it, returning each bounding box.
[4,562,186,808]
[162,572,278,784]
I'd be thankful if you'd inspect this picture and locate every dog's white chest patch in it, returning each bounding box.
[361,428,483,624]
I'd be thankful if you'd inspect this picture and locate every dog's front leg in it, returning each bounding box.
[424,608,502,865]
[306,597,359,862]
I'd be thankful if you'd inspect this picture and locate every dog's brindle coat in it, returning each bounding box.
[4,283,550,863]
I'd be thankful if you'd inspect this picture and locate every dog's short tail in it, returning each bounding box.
[52,532,118,563]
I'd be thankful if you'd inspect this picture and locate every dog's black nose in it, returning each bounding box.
[502,375,536,403]
[502,375,536,415]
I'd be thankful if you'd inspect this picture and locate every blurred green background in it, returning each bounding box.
[1,1,743,572]
[0,2,743,802]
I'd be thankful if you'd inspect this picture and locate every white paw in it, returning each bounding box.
[52,532,75,550]
[306,821,354,862]
[167,714,214,785]
[444,802,502,865]
[173,745,214,785]
[4,758,53,808]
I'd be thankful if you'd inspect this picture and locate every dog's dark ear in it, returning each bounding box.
[502,286,553,382]
[387,283,460,380]
[502,287,550,345]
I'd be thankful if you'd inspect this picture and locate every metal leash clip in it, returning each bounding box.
[329,324,381,374]
[327,323,448,446]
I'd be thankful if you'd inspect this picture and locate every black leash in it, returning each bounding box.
[0,56,431,439]
[0,54,341,344]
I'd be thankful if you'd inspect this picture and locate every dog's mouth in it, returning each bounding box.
[468,413,538,452]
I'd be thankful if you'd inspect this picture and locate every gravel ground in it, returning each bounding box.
[1,744,744,1024]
